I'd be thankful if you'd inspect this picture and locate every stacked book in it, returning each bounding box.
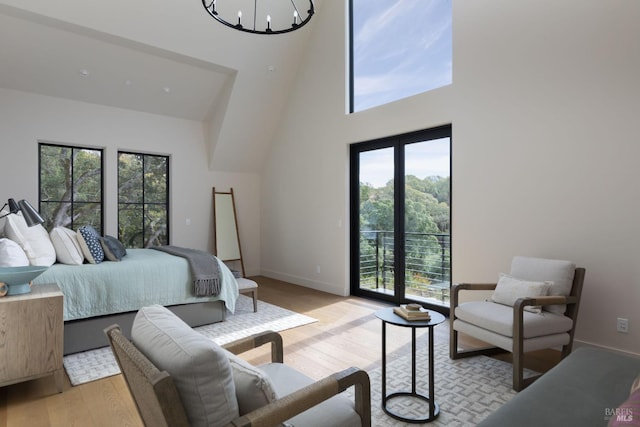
[393,304,431,321]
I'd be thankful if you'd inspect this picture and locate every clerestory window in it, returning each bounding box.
[349,0,452,113]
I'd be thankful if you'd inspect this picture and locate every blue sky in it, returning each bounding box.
[360,137,450,188]
[352,0,452,112]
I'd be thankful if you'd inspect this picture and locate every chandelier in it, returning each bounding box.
[202,1,315,35]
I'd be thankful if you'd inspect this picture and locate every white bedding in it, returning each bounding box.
[32,248,239,321]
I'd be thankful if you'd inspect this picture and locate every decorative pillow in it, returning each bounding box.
[131,305,239,427]
[510,256,576,315]
[0,238,29,267]
[50,227,84,265]
[100,235,127,261]
[77,226,104,264]
[4,212,56,266]
[490,273,552,314]
[223,349,278,415]
[607,378,640,427]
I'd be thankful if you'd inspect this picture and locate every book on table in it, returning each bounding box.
[393,304,431,321]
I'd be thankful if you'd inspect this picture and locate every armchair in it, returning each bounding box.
[105,305,371,427]
[450,256,585,391]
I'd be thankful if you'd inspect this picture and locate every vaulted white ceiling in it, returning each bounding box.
[0,1,321,173]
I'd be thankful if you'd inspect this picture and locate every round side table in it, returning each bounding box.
[375,307,445,424]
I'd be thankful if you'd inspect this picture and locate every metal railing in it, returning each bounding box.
[359,231,450,305]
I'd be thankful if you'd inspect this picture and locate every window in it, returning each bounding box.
[118,152,169,248]
[39,143,103,232]
[349,0,452,113]
[350,125,451,312]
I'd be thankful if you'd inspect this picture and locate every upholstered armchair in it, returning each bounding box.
[450,256,585,391]
[105,305,371,427]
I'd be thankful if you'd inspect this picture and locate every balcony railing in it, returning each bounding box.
[359,231,450,305]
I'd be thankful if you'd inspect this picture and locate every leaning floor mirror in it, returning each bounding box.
[212,187,245,277]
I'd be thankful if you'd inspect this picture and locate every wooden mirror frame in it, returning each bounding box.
[212,187,245,277]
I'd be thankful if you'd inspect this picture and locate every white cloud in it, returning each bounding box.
[352,0,452,112]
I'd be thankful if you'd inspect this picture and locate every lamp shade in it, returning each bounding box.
[17,199,45,227]
[8,198,20,214]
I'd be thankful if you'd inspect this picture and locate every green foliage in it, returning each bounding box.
[38,146,168,249]
[358,175,450,292]
[39,145,102,232]
[118,153,168,248]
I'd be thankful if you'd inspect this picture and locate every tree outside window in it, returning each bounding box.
[118,152,169,248]
[39,143,103,232]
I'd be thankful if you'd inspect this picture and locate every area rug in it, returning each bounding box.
[346,345,536,427]
[63,295,317,386]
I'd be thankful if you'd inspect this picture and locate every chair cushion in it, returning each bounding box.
[223,349,278,416]
[510,256,576,315]
[455,301,573,338]
[131,305,239,427]
[491,273,552,314]
[261,363,362,427]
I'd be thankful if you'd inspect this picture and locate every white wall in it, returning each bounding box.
[0,88,262,276]
[261,0,640,354]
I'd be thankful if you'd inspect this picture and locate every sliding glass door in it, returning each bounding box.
[350,125,451,313]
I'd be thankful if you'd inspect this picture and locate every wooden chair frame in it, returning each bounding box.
[450,267,585,391]
[105,326,371,427]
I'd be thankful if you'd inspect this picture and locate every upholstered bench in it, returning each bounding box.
[237,277,258,312]
[477,347,640,427]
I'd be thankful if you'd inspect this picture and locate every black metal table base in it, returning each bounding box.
[376,307,445,425]
[383,392,440,423]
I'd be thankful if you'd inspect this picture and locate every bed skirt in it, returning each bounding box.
[63,300,226,355]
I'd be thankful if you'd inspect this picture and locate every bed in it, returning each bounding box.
[32,249,239,355]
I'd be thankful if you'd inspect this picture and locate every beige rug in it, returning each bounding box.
[346,344,536,426]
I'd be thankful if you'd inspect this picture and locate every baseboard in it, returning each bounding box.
[260,269,349,296]
[573,339,640,358]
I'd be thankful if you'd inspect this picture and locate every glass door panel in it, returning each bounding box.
[357,147,395,297]
[350,125,451,312]
[403,138,451,308]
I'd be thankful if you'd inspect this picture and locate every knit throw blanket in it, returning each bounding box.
[151,245,221,297]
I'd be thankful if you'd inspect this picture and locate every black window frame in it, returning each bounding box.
[38,142,104,233]
[117,151,170,248]
[349,124,452,315]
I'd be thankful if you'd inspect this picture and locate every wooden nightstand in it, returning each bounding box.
[0,283,64,392]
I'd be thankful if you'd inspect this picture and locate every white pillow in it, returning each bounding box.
[4,212,56,266]
[223,349,278,416]
[0,238,30,267]
[131,305,239,427]
[491,273,552,314]
[510,256,576,315]
[50,227,84,265]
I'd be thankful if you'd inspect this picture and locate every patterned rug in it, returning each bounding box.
[63,295,317,386]
[346,344,536,427]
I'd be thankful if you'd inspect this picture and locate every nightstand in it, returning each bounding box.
[0,283,64,392]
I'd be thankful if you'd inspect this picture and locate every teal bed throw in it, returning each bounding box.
[33,249,239,321]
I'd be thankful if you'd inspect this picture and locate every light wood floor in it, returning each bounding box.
[0,277,561,426]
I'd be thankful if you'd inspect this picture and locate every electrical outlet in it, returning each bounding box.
[316,265,321,274]
[617,317,629,333]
